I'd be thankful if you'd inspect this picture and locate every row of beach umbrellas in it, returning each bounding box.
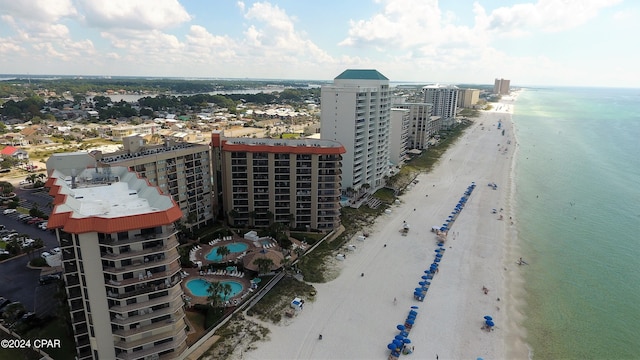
[387,183,477,358]
[439,182,476,233]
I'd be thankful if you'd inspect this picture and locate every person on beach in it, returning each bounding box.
[393,297,397,305]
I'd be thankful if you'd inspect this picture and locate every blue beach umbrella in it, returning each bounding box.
[403,338,412,344]
[387,343,396,350]
[409,310,418,316]
[484,316,493,321]
[393,339,403,347]
[411,306,419,309]
[395,335,404,341]
[419,281,427,286]
[397,324,405,331]
[486,320,495,327]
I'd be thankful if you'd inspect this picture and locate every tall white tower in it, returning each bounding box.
[320,69,390,194]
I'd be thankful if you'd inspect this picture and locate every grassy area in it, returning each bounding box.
[185,310,206,346]
[289,232,324,244]
[281,133,300,139]
[22,317,77,360]
[373,187,396,203]
[204,313,269,358]
[0,331,42,360]
[246,275,315,323]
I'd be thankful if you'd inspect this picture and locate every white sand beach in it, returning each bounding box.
[240,98,529,360]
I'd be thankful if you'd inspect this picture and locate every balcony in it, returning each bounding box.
[111,297,183,326]
[106,276,182,300]
[99,228,177,247]
[106,262,182,288]
[101,238,179,261]
[113,323,186,350]
[110,286,183,313]
[102,249,180,275]
[115,332,187,360]
[113,311,185,337]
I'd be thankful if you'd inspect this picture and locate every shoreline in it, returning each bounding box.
[217,96,529,360]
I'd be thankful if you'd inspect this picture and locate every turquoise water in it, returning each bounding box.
[512,87,640,359]
[185,278,243,299]
[205,243,249,261]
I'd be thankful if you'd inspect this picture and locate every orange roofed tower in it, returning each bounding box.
[46,152,187,360]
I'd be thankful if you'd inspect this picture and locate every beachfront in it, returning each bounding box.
[233,98,528,360]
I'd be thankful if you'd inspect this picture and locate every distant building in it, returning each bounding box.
[212,131,345,232]
[320,69,391,193]
[392,103,439,150]
[45,152,187,360]
[493,78,511,95]
[110,123,159,142]
[94,136,215,229]
[422,84,459,121]
[0,145,29,160]
[389,108,410,166]
[457,88,480,108]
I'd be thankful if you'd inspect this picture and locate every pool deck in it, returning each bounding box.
[181,233,310,307]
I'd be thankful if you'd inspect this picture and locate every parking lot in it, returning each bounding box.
[0,188,60,317]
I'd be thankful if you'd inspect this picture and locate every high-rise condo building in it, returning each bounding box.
[389,108,410,166]
[46,152,187,360]
[320,69,391,193]
[422,84,459,120]
[493,78,511,95]
[392,103,438,150]
[211,131,345,232]
[457,88,480,108]
[94,136,214,229]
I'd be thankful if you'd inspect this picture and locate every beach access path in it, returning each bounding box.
[240,104,526,360]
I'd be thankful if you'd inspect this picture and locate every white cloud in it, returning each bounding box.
[0,0,77,22]
[75,0,191,30]
[477,0,623,36]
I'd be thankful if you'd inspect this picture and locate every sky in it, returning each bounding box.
[0,0,638,87]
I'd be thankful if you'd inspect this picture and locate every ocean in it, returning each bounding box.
[512,87,640,359]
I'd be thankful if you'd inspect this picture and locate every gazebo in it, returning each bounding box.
[242,249,285,273]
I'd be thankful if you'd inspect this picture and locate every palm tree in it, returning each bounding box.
[253,257,274,275]
[216,245,231,263]
[207,281,223,308]
[26,173,38,184]
[207,281,233,307]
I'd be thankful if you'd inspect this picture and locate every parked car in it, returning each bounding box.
[41,252,51,258]
[3,209,16,214]
[2,233,18,242]
[0,250,9,256]
[39,274,60,285]
[0,297,11,311]
[19,180,29,185]
[27,217,43,225]
[20,216,34,223]
[39,222,49,230]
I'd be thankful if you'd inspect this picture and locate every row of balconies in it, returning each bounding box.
[101,238,178,261]
[105,262,181,289]
[114,323,186,355]
[102,249,179,275]
[106,273,181,301]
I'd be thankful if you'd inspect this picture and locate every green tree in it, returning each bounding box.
[0,181,14,196]
[216,245,231,263]
[253,257,274,275]
[207,281,232,308]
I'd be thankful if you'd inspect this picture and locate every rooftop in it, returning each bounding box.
[335,69,389,81]
[46,153,182,233]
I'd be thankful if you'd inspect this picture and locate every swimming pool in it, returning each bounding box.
[206,242,249,261]
[185,278,243,299]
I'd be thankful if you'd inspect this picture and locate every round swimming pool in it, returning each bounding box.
[206,242,249,261]
[185,278,243,299]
